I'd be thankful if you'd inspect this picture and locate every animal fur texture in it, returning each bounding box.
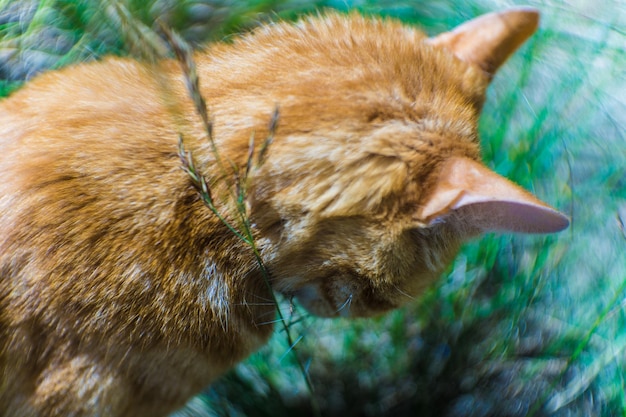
[0,8,568,416]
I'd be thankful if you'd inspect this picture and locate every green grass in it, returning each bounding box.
[1,1,625,416]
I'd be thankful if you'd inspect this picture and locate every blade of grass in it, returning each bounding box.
[161,21,321,417]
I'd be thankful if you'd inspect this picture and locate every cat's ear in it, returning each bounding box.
[416,157,569,233]
[426,7,539,76]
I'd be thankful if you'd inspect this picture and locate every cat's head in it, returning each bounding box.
[244,8,569,317]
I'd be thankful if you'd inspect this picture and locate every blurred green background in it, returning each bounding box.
[1,0,625,416]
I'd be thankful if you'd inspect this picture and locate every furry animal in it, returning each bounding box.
[0,7,568,416]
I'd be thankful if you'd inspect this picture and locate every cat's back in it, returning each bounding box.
[0,49,261,417]
[0,56,181,151]
[0,57,185,260]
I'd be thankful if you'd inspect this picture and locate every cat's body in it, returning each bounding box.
[0,8,567,416]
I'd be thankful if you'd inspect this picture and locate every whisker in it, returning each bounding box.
[256,309,280,319]
[257,306,306,322]
[278,334,304,363]
[256,317,287,326]
[232,302,276,306]
[257,313,308,331]
[243,293,275,303]
[283,315,308,328]
[335,293,353,314]
[394,285,415,301]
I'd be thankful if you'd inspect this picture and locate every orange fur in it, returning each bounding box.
[0,9,566,416]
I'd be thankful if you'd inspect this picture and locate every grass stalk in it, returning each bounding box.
[163,22,322,417]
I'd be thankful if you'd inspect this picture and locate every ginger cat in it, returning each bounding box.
[0,7,568,417]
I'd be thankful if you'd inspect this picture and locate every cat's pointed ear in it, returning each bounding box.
[426,7,539,76]
[416,157,569,233]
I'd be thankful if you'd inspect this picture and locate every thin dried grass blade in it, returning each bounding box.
[257,106,279,167]
[108,0,169,60]
[158,21,212,138]
[245,133,255,180]
[178,135,213,204]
